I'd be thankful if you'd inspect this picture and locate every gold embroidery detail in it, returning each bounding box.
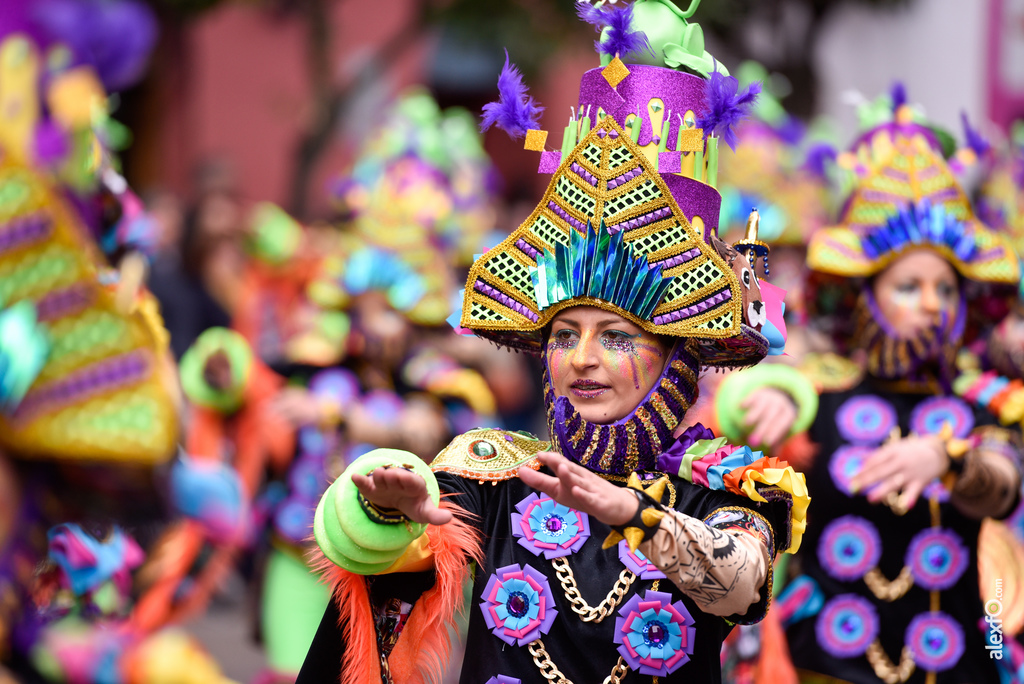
[430,429,551,481]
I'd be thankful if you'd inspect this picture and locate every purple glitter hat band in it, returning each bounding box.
[578,66,705,150]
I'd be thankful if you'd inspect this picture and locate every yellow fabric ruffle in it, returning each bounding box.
[738,465,810,554]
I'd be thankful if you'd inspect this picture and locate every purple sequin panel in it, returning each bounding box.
[659,173,720,239]
[0,213,53,255]
[514,238,541,261]
[570,162,598,187]
[547,201,587,233]
[473,280,539,322]
[651,288,731,325]
[14,350,150,422]
[34,283,93,323]
[577,65,706,149]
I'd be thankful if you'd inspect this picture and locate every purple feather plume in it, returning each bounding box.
[890,82,907,112]
[960,111,990,158]
[802,142,837,181]
[577,2,652,59]
[480,50,544,140]
[31,0,158,92]
[696,70,761,151]
[601,2,652,59]
[576,1,609,29]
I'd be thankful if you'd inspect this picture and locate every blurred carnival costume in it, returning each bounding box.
[298,2,808,683]
[741,87,1024,684]
[177,91,502,682]
[0,11,236,682]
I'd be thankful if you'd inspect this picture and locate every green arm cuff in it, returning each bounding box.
[312,449,439,574]
[714,363,819,445]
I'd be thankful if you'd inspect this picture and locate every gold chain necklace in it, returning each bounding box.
[866,640,916,684]
[529,478,676,681]
[529,638,632,684]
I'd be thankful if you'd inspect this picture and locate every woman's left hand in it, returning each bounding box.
[850,435,948,510]
[518,452,639,526]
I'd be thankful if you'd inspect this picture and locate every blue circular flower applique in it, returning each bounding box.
[614,590,695,676]
[905,528,968,591]
[818,516,881,582]
[479,563,558,646]
[835,395,897,445]
[815,594,878,658]
[618,540,666,580]
[910,396,974,439]
[905,611,964,671]
[511,492,590,559]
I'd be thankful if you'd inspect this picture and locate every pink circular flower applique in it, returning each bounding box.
[480,563,558,646]
[614,590,695,676]
[511,492,591,559]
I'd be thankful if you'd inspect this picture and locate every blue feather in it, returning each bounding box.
[480,50,544,140]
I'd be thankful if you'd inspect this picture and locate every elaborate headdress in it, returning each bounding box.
[717,61,833,248]
[807,86,1019,387]
[0,31,177,464]
[455,0,784,475]
[977,120,1024,256]
[808,86,1019,286]
[458,0,773,370]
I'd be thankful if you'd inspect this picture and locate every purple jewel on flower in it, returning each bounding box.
[618,540,666,580]
[480,563,557,646]
[484,677,521,684]
[614,590,695,676]
[511,493,591,559]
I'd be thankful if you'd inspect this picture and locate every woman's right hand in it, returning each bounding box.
[740,386,797,449]
[351,466,452,526]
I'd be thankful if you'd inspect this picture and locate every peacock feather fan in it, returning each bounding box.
[531,220,675,322]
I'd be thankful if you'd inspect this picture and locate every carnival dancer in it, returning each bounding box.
[732,87,1023,683]
[297,2,809,682]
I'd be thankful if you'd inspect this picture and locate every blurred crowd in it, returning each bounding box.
[0,0,1024,683]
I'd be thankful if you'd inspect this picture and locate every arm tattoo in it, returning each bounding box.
[639,508,770,617]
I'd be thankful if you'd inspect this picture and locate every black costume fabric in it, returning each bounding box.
[786,379,1011,684]
[298,467,791,683]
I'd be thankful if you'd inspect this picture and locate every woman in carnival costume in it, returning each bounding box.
[298,2,810,682]
[735,86,1023,684]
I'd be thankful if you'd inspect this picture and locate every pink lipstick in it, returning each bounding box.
[570,379,608,399]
